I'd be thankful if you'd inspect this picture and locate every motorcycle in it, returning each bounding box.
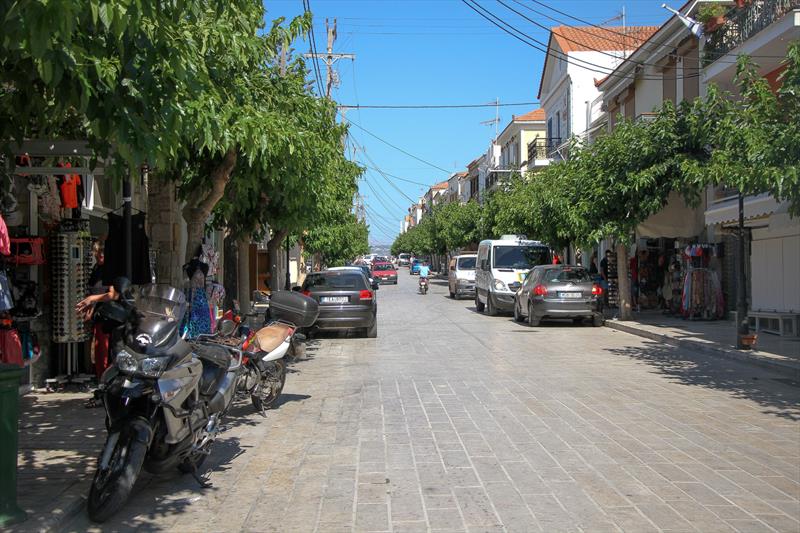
[419,277,429,295]
[235,291,319,414]
[87,281,244,523]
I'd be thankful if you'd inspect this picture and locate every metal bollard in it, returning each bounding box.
[0,364,27,527]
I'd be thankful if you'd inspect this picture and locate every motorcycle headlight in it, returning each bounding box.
[140,357,169,378]
[493,279,507,291]
[116,350,138,374]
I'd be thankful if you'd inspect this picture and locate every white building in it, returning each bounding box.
[538,25,658,159]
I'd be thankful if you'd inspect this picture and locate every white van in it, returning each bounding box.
[475,236,551,315]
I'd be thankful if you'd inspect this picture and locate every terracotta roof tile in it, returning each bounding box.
[551,25,659,53]
[431,180,449,190]
[514,108,545,121]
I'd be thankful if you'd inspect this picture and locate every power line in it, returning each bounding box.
[360,163,430,187]
[341,115,451,174]
[303,0,325,93]
[497,0,701,72]
[338,101,539,109]
[520,0,787,62]
[460,0,701,81]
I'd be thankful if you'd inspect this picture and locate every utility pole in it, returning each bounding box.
[303,18,355,98]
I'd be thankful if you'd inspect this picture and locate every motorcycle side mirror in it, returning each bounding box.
[218,319,236,336]
[112,277,134,302]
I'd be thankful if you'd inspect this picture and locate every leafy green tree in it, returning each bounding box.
[304,214,369,267]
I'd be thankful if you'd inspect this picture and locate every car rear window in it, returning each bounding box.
[373,264,394,271]
[543,268,590,283]
[457,257,476,270]
[303,273,367,290]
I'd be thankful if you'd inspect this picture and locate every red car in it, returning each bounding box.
[371,262,398,285]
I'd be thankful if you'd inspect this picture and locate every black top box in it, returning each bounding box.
[269,291,319,327]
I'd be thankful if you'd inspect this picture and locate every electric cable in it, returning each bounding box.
[339,101,539,109]
[303,0,325,93]
[524,0,789,61]
[340,114,451,174]
[461,0,701,81]
[497,0,703,72]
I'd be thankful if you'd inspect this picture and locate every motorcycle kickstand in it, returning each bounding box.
[190,463,212,489]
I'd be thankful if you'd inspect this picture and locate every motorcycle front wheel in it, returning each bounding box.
[251,359,286,412]
[87,430,148,523]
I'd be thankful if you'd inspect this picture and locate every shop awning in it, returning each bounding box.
[636,191,706,239]
[705,193,780,226]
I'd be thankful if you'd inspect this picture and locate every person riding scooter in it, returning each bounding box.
[418,260,430,294]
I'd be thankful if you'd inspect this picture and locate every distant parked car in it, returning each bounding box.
[371,262,398,284]
[301,270,378,337]
[398,253,411,267]
[330,266,379,289]
[513,265,604,327]
[448,254,477,299]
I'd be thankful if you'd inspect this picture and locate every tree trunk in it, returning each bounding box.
[181,148,237,260]
[237,237,251,315]
[267,228,289,293]
[313,252,322,271]
[616,242,632,321]
[223,233,238,310]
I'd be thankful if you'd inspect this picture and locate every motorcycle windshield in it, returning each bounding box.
[134,285,187,349]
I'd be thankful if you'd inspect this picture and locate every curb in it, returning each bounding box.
[605,320,800,380]
[13,491,86,533]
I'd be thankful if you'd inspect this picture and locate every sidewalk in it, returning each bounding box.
[11,392,104,532]
[604,310,800,379]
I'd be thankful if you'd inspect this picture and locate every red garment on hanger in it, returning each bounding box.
[56,162,82,209]
[0,328,23,366]
[0,214,10,255]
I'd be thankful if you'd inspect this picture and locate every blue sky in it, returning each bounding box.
[266,0,674,245]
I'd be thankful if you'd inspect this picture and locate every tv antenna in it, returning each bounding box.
[480,98,501,138]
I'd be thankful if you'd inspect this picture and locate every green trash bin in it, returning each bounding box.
[0,364,27,527]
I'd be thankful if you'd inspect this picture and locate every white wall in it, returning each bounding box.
[750,215,800,313]
[569,50,625,136]
[635,69,664,116]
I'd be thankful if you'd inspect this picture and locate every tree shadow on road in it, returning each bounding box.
[607,341,800,422]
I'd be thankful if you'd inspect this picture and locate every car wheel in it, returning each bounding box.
[475,293,485,312]
[365,318,378,338]
[592,313,605,327]
[527,302,540,327]
[513,299,523,322]
[449,288,455,299]
[486,292,498,316]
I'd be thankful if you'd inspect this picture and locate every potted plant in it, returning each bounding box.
[696,4,728,32]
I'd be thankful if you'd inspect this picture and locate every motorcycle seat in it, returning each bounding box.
[255,323,292,353]
[193,342,232,369]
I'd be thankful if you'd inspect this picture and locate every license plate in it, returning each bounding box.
[321,296,348,304]
[559,292,582,299]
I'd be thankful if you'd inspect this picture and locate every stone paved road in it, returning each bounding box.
[64,273,800,532]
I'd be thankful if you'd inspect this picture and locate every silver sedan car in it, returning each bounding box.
[513,265,604,327]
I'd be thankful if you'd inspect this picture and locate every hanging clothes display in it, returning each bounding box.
[0,214,10,255]
[0,271,14,312]
[55,162,84,209]
[681,267,725,320]
[102,212,153,285]
[82,173,95,210]
[200,242,220,277]
[181,260,212,338]
[206,282,225,332]
[0,327,23,366]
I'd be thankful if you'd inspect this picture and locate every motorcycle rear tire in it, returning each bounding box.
[87,431,148,523]
[251,359,286,411]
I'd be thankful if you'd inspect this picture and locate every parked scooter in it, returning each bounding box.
[419,277,429,295]
[239,291,319,414]
[87,281,245,523]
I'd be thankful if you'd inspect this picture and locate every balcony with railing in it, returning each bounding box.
[545,138,569,160]
[704,0,800,66]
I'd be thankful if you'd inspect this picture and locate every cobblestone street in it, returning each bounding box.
[62,273,800,532]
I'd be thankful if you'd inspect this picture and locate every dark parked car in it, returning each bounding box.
[301,270,378,337]
[513,265,604,327]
